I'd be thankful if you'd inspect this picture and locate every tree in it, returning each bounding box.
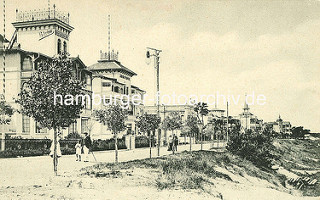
[93,105,128,163]
[162,112,183,135]
[136,113,161,158]
[194,102,209,150]
[162,112,182,154]
[0,98,14,125]
[16,55,85,175]
[184,114,198,151]
[291,126,309,139]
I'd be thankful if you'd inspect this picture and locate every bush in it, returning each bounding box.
[64,132,82,140]
[227,132,276,168]
[135,135,156,148]
[92,138,126,151]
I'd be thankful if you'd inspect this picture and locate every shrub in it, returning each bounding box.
[227,132,276,168]
[64,132,82,140]
[135,135,156,148]
[92,138,126,151]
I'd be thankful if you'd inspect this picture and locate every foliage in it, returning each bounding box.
[136,113,161,134]
[228,117,241,135]
[16,55,85,130]
[93,104,128,162]
[291,126,309,139]
[162,111,183,132]
[93,105,128,135]
[64,132,82,140]
[92,138,126,151]
[193,102,209,123]
[0,99,14,125]
[227,132,276,168]
[183,114,199,137]
[84,151,286,191]
[135,135,156,148]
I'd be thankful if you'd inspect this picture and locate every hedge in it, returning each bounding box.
[135,135,156,148]
[0,138,127,158]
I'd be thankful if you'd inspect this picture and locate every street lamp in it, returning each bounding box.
[146,47,162,156]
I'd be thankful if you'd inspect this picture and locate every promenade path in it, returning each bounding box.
[0,143,212,188]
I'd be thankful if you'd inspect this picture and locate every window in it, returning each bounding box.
[57,39,61,54]
[114,86,119,93]
[35,122,47,134]
[22,58,32,70]
[81,118,88,134]
[68,121,78,134]
[22,115,30,133]
[86,75,91,85]
[63,41,67,53]
[131,89,135,94]
[102,82,111,87]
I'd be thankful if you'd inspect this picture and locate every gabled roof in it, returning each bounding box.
[131,85,145,92]
[88,60,137,76]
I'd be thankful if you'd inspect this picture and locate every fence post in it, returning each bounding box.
[1,133,5,151]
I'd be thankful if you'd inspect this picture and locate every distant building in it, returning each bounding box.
[267,115,292,135]
[236,101,263,133]
[144,104,194,144]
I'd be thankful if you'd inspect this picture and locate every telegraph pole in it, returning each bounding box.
[226,101,229,143]
[1,0,6,151]
[146,47,162,156]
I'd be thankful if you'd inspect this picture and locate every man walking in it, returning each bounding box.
[82,132,92,162]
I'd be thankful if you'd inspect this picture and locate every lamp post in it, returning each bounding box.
[146,47,162,156]
[162,103,167,145]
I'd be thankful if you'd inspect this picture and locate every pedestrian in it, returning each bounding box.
[82,132,92,162]
[49,132,62,158]
[174,134,179,151]
[75,140,82,161]
[168,135,173,151]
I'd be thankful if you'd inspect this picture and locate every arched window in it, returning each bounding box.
[63,41,67,53]
[57,39,61,54]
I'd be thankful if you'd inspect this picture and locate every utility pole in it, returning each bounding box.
[1,0,6,151]
[226,101,229,143]
[146,47,162,156]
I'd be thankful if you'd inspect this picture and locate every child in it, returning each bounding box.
[75,140,82,161]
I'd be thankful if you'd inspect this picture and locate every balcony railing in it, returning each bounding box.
[16,8,69,24]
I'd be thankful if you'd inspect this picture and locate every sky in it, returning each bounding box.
[3,0,320,132]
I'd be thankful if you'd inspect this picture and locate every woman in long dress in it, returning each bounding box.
[49,132,62,158]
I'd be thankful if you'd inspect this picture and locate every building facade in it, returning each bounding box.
[89,51,145,139]
[0,7,92,139]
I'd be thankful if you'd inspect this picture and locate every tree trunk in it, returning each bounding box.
[172,130,175,155]
[201,116,203,151]
[53,128,58,176]
[149,131,152,158]
[157,129,161,157]
[115,133,118,163]
[189,133,192,151]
